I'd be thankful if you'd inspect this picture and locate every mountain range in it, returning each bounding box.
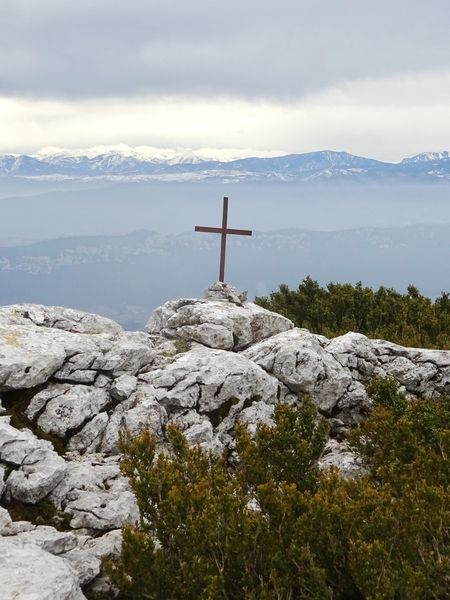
[1,146,450,182]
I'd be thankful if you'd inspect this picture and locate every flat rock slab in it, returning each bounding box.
[0,305,155,392]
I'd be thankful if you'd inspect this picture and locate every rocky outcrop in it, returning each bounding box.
[146,281,293,350]
[1,283,449,597]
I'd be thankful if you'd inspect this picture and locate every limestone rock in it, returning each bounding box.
[144,347,280,416]
[1,519,36,536]
[0,505,12,530]
[0,536,85,599]
[110,374,138,401]
[82,528,122,560]
[100,384,167,454]
[0,304,123,392]
[203,281,248,304]
[62,547,102,587]
[169,410,221,452]
[14,525,78,555]
[328,332,450,397]
[67,412,109,453]
[28,384,110,438]
[0,463,5,498]
[319,439,363,479]
[0,323,68,392]
[1,303,122,336]
[243,329,360,416]
[49,455,138,531]
[0,305,153,394]
[146,287,293,351]
[93,332,156,375]
[0,417,67,503]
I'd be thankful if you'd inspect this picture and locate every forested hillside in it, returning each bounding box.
[255,277,450,349]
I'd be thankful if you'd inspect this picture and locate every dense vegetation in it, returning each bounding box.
[255,277,450,349]
[106,380,450,599]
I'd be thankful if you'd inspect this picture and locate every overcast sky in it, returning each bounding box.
[1,0,449,160]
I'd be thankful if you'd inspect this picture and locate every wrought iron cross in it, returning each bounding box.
[195,196,252,282]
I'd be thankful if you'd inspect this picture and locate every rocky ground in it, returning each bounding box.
[1,282,449,599]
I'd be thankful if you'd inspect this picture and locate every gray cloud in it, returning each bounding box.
[1,0,450,100]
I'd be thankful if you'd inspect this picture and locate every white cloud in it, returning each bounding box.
[1,68,449,161]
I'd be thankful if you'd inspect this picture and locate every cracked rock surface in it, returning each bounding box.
[1,282,449,597]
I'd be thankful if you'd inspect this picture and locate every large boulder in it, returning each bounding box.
[146,282,293,350]
[143,346,281,415]
[0,536,85,599]
[243,329,368,418]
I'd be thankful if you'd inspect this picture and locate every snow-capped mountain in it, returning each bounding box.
[401,151,450,163]
[1,146,449,182]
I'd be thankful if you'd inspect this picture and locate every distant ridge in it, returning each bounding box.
[1,146,450,182]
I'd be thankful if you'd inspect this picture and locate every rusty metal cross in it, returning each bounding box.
[195,196,252,282]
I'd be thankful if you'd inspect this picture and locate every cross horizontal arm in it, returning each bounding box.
[195,226,252,236]
[225,228,252,236]
[195,226,222,234]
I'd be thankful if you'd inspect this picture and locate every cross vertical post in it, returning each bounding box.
[219,197,228,282]
[195,196,252,283]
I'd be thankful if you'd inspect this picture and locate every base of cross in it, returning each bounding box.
[203,281,248,306]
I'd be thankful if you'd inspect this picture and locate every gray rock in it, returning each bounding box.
[170,411,219,452]
[0,536,85,599]
[327,332,450,397]
[31,384,110,438]
[0,505,12,530]
[60,530,122,587]
[237,401,276,436]
[203,281,248,304]
[67,412,109,453]
[383,356,439,395]
[62,547,101,587]
[1,520,36,536]
[146,294,293,351]
[110,374,138,401]
[145,347,280,415]
[243,329,357,416]
[319,439,363,478]
[0,417,67,503]
[14,525,78,555]
[2,303,122,336]
[64,489,138,531]
[0,463,5,498]
[94,332,156,375]
[0,322,68,391]
[0,305,123,392]
[100,384,167,454]
[49,456,138,531]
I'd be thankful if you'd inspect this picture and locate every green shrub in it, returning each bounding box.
[107,393,450,599]
[255,277,450,349]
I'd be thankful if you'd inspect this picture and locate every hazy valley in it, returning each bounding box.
[1,153,450,329]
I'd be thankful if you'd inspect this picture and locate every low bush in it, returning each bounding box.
[106,385,450,599]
